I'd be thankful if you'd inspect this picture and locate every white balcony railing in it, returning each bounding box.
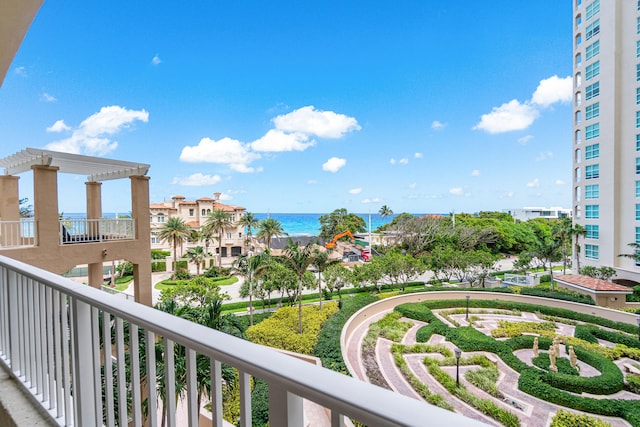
[60,218,135,244]
[0,219,37,248]
[0,254,478,427]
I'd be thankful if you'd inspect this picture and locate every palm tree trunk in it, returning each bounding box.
[298,278,303,334]
[218,232,223,269]
[173,236,178,278]
[317,272,322,310]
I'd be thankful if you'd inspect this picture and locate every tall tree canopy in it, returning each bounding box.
[318,208,366,239]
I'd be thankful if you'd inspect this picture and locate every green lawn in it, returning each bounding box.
[155,275,238,291]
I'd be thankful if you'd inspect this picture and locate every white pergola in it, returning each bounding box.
[0,147,150,182]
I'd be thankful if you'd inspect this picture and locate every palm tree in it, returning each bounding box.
[619,243,640,263]
[186,246,206,276]
[281,241,315,334]
[158,217,191,277]
[530,239,562,291]
[310,248,338,310]
[571,224,586,273]
[203,209,234,268]
[379,205,393,218]
[232,251,271,326]
[256,218,287,250]
[237,212,259,252]
[552,217,572,275]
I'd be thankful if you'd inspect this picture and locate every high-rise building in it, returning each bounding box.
[572,0,640,283]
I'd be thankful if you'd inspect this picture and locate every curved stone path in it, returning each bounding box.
[344,307,635,427]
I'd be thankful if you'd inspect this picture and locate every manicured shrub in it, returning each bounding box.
[151,261,166,272]
[520,287,594,305]
[532,353,579,376]
[551,410,612,427]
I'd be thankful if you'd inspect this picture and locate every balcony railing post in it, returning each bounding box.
[267,383,303,427]
[7,269,20,374]
[70,296,98,425]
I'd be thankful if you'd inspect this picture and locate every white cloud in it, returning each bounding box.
[172,173,222,186]
[322,157,346,173]
[14,66,26,77]
[41,93,56,102]
[361,197,382,204]
[414,152,423,159]
[250,129,315,152]
[409,182,417,189]
[307,179,318,185]
[389,158,396,165]
[449,187,464,196]
[399,158,409,165]
[555,179,566,185]
[527,178,540,188]
[474,75,571,134]
[349,187,362,194]
[180,137,261,173]
[473,100,539,134]
[45,105,149,155]
[152,54,162,65]
[536,151,553,161]
[218,192,232,201]
[273,106,360,138]
[531,75,572,108]
[46,120,71,133]
[431,120,447,130]
[518,135,534,145]
[471,169,480,177]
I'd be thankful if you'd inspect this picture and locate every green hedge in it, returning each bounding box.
[172,260,188,270]
[314,294,378,373]
[151,261,166,272]
[575,324,640,348]
[520,287,594,305]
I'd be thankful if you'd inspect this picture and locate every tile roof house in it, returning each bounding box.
[554,275,632,308]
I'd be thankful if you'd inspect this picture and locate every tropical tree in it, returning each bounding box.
[310,248,339,309]
[281,240,315,333]
[619,243,640,264]
[186,246,206,276]
[552,217,572,275]
[379,205,393,218]
[157,217,191,277]
[318,208,366,239]
[529,239,562,290]
[203,209,234,268]
[323,263,353,304]
[571,224,586,272]
[238,212,259,252]
[232,251,271,326]
[256,217,287,250]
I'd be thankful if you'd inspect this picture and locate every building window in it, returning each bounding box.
[585,40,600,60]
[585,61,600,80]
[636,227,640,266]
[637,111,640,128]
[575,148,582,163]
[576,167,582,183]
[637,64,640,81]
[150,215,153,223]
[189,209,194,216]
[207,209,211,214]
[637,181,640,197]
[637,134,640,151]
[585,102,599,119]
[637,158,640,174]
[576,34,582,48]
[575,111,582,125]
[638,17,640,34]
[585,205,599,218]
[586,224,599,239]
[575,186,582,202]
[201,209,206,216]
[585,82,599,100]
[576,14,583,28]
[585,184,599,199]
[226,233,232,239]
[637,204,640,220]
[637,40,640,58]
[586,164,599,179]
[575,53,582,68]
[586,19,600,40]
[575,72,582,88]
[585,0,599,20]
[585,244,599,260]
[575,91,583,106]
[585,123,599,140]
[575,130,582,144]
[585,143,599,159]
[158,214,165,223]
[637,88,640,104]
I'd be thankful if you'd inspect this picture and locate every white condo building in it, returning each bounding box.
[572,0,640,283]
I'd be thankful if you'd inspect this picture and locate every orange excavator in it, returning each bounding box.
[325,230,355,249]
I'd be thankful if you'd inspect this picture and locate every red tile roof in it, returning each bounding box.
[555,275,632,293]
[186,220,200,227]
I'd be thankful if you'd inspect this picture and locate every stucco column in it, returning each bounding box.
[0,176,21,247]
[86,181,103,289]
[130,175,152,306]
[32,165,60,248]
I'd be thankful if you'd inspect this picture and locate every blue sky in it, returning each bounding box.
[1,1,573,215]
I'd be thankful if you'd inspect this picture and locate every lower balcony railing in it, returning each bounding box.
[0,219,37,249]
[60,218,135,244]
[0,254,478,427]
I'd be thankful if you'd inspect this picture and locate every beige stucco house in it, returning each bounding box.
[554,274,633,309]
[150,193,247,260]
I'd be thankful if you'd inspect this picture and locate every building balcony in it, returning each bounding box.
[0,254,478,427]
[0,219,36,248]
[60,218,135,244]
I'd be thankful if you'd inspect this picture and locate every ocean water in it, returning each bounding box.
[67,212,434,236]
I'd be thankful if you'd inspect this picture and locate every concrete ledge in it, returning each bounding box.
[0,365,55,427]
